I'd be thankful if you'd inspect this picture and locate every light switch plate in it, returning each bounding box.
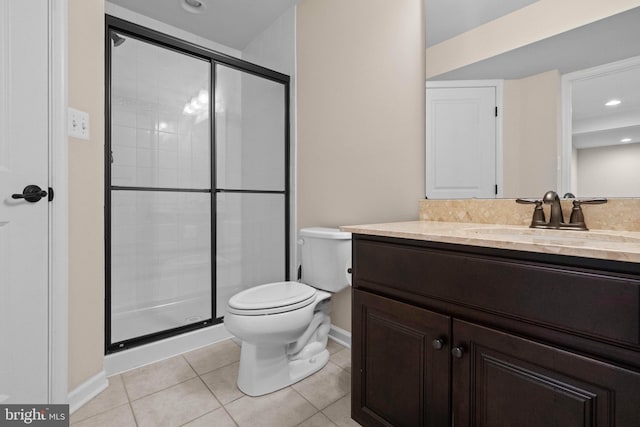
[68,107,90,140]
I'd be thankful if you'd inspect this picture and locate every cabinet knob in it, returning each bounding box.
[451,346,465,359]
[432,338,445,350]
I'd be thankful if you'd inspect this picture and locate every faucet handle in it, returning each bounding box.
[569,200,586,226]
[515,198,539,204]
[516,199,545,227]
[576,198,607,205]
[568,198,607,230]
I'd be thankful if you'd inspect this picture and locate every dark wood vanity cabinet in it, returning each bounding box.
[351,235,640,427]
[352,290,450,427]
[452,320,640,427]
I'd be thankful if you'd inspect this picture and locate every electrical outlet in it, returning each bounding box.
[68,107,90,140]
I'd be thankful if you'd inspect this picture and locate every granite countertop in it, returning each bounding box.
[341,221,640,263]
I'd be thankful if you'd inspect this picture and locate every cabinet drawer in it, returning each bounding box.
[353,238,640,347]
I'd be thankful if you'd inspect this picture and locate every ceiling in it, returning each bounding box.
[110,0,541,51]
[429,7,640,81]
[425,0,539,47]
[572,64,640,150]
[107,0,300,50]
[109,0,546,56]
[572,66,640,122]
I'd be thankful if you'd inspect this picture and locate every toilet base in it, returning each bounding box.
[236,342,330,397]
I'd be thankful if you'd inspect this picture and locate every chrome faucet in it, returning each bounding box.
[516,190,607,231]
[542,190,564,227]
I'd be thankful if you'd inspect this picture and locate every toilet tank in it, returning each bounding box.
[299,227,352,292]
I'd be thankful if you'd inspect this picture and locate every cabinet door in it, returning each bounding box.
[352,289,451,427]
[452,319,640,427]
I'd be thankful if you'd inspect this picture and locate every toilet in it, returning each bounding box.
[224,227,352,396]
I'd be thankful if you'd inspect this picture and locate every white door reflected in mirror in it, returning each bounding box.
[425,82,498,199]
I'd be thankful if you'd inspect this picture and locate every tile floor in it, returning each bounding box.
[70,339,360,427]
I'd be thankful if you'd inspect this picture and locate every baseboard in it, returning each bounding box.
[68,370,108,414]
[329,324,351,348]
[104,323,233,376]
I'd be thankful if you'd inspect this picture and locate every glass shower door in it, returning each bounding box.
[106,19,290,351]
[108,32,213,346]
[215,64,289,317]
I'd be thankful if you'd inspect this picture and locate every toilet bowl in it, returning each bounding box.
[224,227,351,396]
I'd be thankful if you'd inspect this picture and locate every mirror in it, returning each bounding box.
[561,57,640,198]
[426,6,640,198]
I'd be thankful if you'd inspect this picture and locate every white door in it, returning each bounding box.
[426,86,497,199]
[0,1,51,403]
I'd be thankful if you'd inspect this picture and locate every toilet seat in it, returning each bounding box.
[227,282,317,316]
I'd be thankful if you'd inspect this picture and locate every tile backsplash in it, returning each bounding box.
[419,198,640,232]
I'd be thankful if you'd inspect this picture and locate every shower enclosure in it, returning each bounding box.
[105,17,290,352]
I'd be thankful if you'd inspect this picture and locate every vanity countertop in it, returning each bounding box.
[341,221,640,263]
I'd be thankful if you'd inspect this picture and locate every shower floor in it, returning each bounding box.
[111,295,212,343]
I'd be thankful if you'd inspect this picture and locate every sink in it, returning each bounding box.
[463,226,640,246]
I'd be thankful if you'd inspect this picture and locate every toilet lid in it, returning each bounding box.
[227,282,317,315]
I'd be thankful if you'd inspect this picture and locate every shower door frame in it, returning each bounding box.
[104,16,291,354]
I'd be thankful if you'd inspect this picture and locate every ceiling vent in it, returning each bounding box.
[181,0,206,14]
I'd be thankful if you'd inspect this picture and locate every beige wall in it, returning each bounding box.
[296,0,425,331]
[426,0,640,79]
[68,0,105,390]
[502,70,560,198]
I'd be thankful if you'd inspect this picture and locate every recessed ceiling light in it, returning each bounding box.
[605,99,621,107]
[181,0,206,14]
[621,138,632,143]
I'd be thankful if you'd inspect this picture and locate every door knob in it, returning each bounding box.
[432,338,446,350]
[12,185,47,203]
[451,346,465,359]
